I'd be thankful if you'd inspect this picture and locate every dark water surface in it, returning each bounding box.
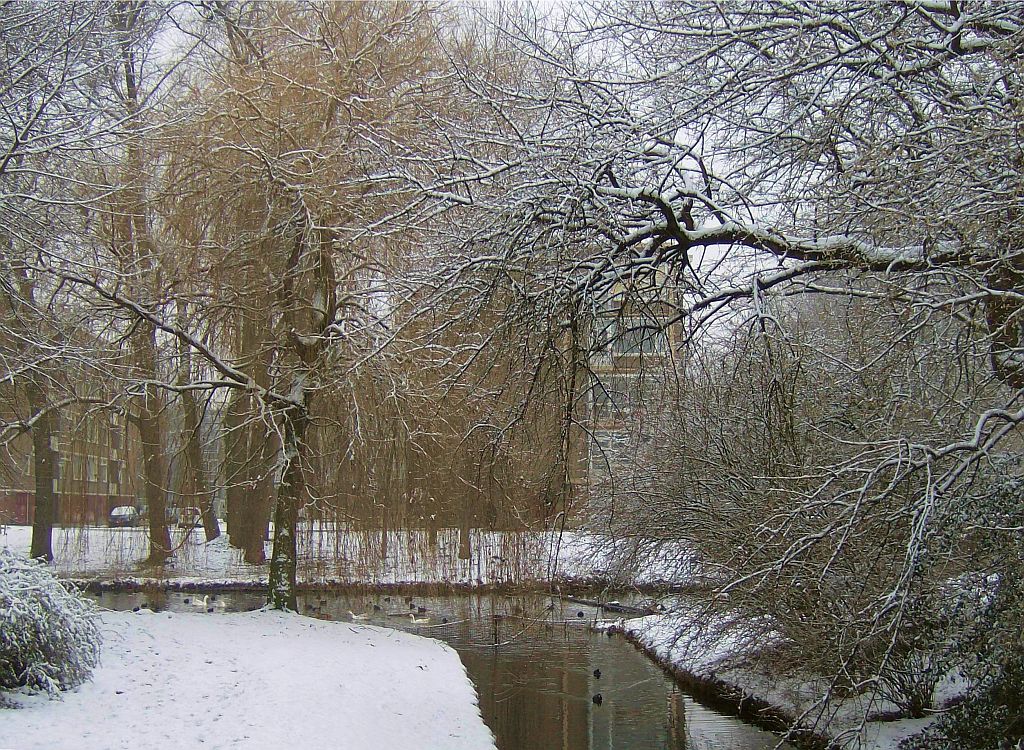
[100,589,793,750]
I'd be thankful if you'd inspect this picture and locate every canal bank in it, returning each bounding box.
[602,609,941,750]
[81,579,940,750]
[73,574,886,748]
[92,586,799,750]
[607,622,829,750]
[2,607,496,750]
[3,524,935,748]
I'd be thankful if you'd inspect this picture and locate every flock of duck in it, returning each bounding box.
[337,596,608,706]
[349,608,432,625]
[303,594,448,626]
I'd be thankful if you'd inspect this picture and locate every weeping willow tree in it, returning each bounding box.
[151,1,494,608]
[300,282,582,565]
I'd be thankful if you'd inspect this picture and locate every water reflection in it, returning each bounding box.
[97,589,791,750]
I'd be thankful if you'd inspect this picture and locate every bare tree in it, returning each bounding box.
[152,1,468,609]
[0,1,116,560]
[93,0,190,565]
[612,293,1001,714]
[408,1,1024,743]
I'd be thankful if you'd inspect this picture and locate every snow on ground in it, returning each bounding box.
[0,524,544,586]
[2,609,496,750]
[1,522,949,750]
[555,533,702,587]
[0,524,696,589]
[610,605,938,750]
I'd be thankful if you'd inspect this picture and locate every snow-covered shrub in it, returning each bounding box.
[900,646,1024,750]
[0,549,101,694]
[902,464,1024,748]
[874,594,958,718]
[877,644,944,719]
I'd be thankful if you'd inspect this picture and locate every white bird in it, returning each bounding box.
[187,594,226,613]
[408,613,430,625]
[349,610,372,621]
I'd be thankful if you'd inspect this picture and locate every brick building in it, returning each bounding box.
[581,282,678,493]
[0,405,141,526]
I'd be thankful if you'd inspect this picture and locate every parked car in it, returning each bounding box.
[108,506,140,527]
[177,507,202,529]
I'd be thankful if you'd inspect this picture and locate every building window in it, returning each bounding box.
[616,319,668,354]
[591,374,639,423]
[595,316,668,356]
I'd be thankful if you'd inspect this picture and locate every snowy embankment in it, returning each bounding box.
[0,524,698,590]
[3,609,496,750]
[608,606,942,750]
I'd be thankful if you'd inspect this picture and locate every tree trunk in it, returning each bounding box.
[178,305,219,542]
[242,451,273,565]
[223,388,248,541]
[424,490,438,551]
[268,398,309,611]
[136,397,172,565]
[26,382,56,562]
[113,5,170,566]
[222,388,275,564]
[4,261,59,563]
[182,387,219,542]
[379,509,389,565]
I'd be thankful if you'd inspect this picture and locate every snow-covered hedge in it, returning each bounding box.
[0,549,101,694]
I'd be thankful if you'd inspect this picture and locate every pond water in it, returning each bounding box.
[99,588,793,750]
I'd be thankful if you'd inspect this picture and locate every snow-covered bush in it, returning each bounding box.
[902,653,1024,750]
[0,549,101,694]
[903,468,1024,749]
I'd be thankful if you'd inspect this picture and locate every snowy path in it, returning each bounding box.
[1,610,496,750]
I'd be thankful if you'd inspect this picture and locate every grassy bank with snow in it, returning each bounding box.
[604,607,958,750]
[3,608,496,750]
[0,523,699,591]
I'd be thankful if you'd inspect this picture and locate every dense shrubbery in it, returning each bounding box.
[902,471,1024,749]
[597,295,1024,742]
[0,549,101,694]
[902,656,1024,750]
